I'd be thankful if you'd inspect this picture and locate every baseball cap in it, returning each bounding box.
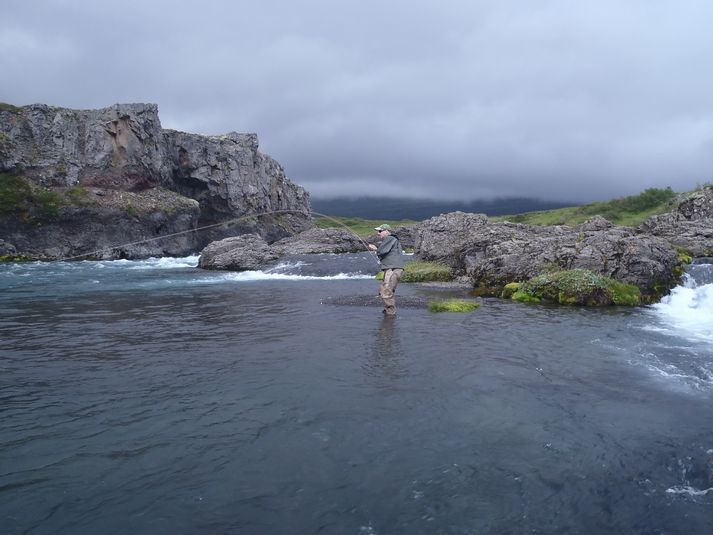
[374,224,392,231]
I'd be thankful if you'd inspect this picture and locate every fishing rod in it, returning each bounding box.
[57,209,382,264]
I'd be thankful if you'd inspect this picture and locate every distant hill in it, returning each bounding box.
[311,196,575,220]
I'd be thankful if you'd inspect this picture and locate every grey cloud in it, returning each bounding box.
[2,0,712,202]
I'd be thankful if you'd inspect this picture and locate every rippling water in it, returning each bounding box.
[2,255,713,534]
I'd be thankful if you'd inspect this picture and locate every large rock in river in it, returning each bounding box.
[416,212,679,299]
[198,234,278,271]
[198,228,368,270]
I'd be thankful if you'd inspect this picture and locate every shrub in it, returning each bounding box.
[428,299,480,313]
[67,186,90,205]
[0,173,61,220]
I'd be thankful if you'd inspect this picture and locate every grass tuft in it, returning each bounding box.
[376,260,453,282]
[428,299,480,313]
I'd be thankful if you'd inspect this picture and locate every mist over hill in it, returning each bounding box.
[311,196,575,220]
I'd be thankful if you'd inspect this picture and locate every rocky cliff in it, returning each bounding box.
[0,102,311,259]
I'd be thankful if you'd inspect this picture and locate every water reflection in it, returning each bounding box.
[363,315,409,380]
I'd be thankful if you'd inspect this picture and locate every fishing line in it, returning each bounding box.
[57,209,381,265]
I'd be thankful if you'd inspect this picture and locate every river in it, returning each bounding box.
[1,254,712,534]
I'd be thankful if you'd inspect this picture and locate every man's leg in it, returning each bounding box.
[380,268,403,315]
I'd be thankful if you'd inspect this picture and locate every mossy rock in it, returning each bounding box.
[501,282,521,299]
[676,248,693,265]
[511,269,641,306]
[375,260,453,283]
[0,254,32,262]
[428,299,480,313]
[512,290,541,303]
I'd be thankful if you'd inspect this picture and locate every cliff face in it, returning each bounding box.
[0,102,311,259]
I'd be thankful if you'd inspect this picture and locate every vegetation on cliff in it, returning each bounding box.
[0,173,62,221]
[506,269,641,306]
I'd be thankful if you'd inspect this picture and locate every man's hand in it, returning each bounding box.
[368,244,377,251]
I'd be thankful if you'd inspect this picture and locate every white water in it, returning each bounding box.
[649,273,713,344]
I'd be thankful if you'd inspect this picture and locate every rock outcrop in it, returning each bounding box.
[199,228,367,270]
[0,102,311,259]
[415,212,679,300]
[638,186,713,257]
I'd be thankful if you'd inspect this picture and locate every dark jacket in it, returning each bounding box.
[376,234,405,270]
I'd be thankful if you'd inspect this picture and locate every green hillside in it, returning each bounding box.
[313,216,417,237]
[313,187,686,232]
[493,187,678,227]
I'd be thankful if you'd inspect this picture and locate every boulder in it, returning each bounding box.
[272,227,366,254]
[198,234,278,271]
[198,227,368,270]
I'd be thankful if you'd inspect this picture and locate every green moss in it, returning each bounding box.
[67,186,90,205]
[32,189,61,218]
[126,204,138,217]
[501,282,521,299]
[0,102,21,113]
[608,280,642,306]
[428,299,480,313]
[514,269,640,306]
[375,260,453,283]
[0,173,31,216]
[512,291,541,303]
[676,248,693,265]
[0,254,31,262]
[1,173,64,220]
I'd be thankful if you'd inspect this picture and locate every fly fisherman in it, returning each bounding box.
[368,224,405,315]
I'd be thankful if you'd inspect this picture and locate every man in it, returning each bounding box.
[368,224,405,315]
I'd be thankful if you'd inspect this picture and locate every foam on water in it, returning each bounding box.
[666,485,713,496]
[649,273,713,344]
[213,270,373,282]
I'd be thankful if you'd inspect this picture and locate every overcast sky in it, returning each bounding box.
[2,0,713,202]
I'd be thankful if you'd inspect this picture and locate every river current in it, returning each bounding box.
[1,254,712,534]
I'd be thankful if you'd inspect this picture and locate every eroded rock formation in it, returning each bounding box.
[0,102,311,259]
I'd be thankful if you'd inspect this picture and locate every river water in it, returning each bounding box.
[1,254,712,534]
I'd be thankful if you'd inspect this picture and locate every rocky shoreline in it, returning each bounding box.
[197,186,713,304]
[2,102,712,304]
